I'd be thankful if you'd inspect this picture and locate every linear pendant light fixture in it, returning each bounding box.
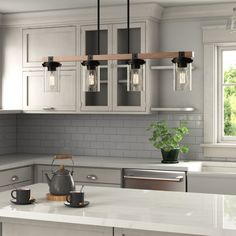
[42,2,194,92]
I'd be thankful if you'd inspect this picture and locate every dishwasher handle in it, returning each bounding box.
[123,175,184,182]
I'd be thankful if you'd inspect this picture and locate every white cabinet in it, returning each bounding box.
[23,26,76,68]
[2,222,112,236]
[0,166,33,192]
[80,25,112,112]
[22,26,77,112]
[35,165,122,187]
[187,172,236,195]
[80,21,158,113]
[23,70,77,111]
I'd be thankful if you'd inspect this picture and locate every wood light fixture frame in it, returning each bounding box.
[42,51,194,64]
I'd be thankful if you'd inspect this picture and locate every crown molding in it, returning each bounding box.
[162,3,236,21]
[0,3,163,27]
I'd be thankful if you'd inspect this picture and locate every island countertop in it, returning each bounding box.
[0,183,235,236]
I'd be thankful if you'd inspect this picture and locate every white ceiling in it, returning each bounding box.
[0,0,235,14]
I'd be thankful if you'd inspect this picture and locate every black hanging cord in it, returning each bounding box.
[97,0,100,55]
[127,0,130,54]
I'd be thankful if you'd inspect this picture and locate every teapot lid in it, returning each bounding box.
[54,165,70,175]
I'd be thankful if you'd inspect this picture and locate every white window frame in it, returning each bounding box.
[218,46,236,143]
[202,25,236,158]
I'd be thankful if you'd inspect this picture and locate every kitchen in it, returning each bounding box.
[0,0,236,235]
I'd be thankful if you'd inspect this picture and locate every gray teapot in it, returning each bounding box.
[45,155,75,195]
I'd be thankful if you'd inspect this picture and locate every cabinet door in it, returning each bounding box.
[23,26,76,67]
[188,172,236,195]
[115,228,193,236]
[34,165,121,187]
[23,70,76,111]
[80,25,112,112]
[3,222,112,236]
[112,23,146,112]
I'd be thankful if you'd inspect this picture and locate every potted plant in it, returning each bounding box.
[148,121,189,163]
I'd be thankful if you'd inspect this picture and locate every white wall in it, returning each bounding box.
[159,20,203,112]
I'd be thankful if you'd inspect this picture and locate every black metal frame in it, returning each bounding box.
[42,56,61,71]
[172,52,193,68]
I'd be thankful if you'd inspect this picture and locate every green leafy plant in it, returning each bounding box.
[148,121,189,153]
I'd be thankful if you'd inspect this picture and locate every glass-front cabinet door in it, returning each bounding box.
[80,25,112,111]
[112,23,146,112]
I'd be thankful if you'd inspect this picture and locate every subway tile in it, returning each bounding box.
[97,149,110,157]
[187,114,203,121]
[172,114,187,121]
[195,121,203,128]
[110,149,123,157]
[123,150,137,158]
[104,127,116,134]
[116,128,130,135]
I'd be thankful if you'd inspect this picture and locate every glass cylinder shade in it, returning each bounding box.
[226,16,236,32]
[173,63,192,91]
[127,65,144,92]
[83,66,100,92]
[226,8,236,32]
[44,67,60,92]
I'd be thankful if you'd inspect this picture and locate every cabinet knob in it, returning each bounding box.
[86,175,98,181]
[11,175,19,182]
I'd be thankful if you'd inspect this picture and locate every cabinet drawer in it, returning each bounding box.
[0,180,33,192]
[74,167,121,185]
[0,166,33,187]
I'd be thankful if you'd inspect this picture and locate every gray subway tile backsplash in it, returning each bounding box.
[15,113,204,160]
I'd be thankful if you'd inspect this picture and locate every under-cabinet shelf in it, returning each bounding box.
[151,65,195,70]
[151,107,195,112]
[100,80,127,84]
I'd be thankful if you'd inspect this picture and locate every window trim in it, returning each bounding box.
[218,46,236,142]
[202,25,236,158]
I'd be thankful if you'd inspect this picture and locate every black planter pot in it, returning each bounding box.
[161,149,180,164]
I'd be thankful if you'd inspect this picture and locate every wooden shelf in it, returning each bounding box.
[151,107,195,112]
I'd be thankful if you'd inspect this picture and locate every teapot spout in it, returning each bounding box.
[45,173,51,186]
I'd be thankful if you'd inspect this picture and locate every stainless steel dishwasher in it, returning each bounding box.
[123,169,186,192]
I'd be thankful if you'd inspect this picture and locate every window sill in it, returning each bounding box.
[0,110,22,114]
[201,143,236,158]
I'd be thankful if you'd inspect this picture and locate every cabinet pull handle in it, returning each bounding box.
[43,107,55,110]
[86,175,98,181]
[11,175,19,182]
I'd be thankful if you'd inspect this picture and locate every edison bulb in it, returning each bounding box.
[88,73,95,86]
[179,71,186,84]
[49,72,56,87]
[132,72,140,85]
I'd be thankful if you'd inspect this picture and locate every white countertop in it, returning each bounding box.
[0,183,234,236]
[0,153,202,172]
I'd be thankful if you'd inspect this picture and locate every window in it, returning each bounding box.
[219,47,236,142]
[202,26,236,158]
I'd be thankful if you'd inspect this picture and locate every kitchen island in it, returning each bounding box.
[0,184,235,236]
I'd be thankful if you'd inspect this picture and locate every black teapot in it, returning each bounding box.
[45,155,75,195]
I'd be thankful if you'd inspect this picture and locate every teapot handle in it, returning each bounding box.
[51,154,74,174]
